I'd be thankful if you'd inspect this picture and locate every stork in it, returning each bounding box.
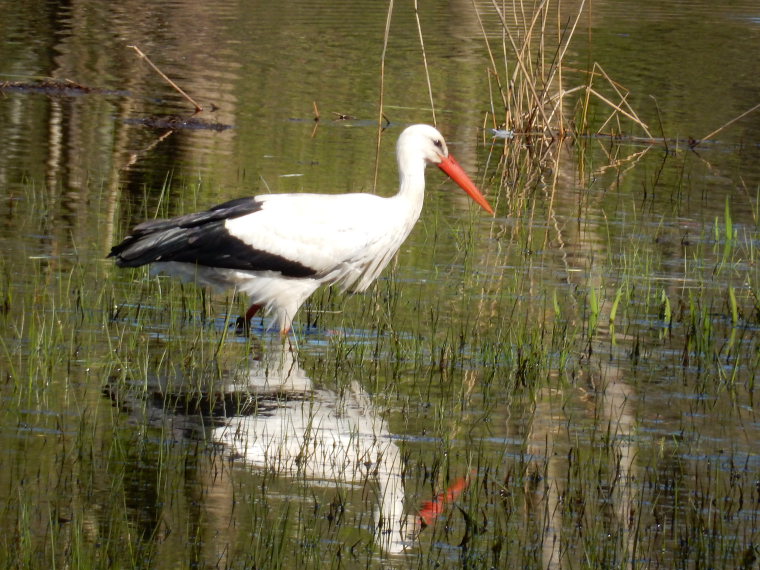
[109,124,494,334]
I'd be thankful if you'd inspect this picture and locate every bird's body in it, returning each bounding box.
[109,124,493,333]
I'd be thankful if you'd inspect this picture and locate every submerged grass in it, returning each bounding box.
[3,174,760,568]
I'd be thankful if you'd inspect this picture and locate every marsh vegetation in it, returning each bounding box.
[1,0,760,568]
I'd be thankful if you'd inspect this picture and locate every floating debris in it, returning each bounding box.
[331,111,356,121]
[123,114,232,131]
[0,79,126,96]
[491,128,515,139]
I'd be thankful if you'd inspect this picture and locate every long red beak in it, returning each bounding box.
[438,155,494,215]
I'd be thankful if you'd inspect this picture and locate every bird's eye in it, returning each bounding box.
[433,139,443,149]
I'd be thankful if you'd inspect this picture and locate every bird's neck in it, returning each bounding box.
[395,155,426,221]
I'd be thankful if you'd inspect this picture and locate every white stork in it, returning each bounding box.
[109,124,494,334]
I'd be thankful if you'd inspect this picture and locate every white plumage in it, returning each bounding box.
[109,124,493,333]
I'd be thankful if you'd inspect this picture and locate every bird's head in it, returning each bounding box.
[397,124,494,215]
[397,124,450,165]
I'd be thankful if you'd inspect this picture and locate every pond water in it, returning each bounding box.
[2,0,760,567]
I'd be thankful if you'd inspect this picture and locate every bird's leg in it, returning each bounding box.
[235,303,262,334]
[244,303,262,322]
[282,327,297,351]
[417,472,472,527]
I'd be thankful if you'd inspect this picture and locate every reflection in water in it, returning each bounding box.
[109,343,418,557]
[475,138,642,568]
[519,363,638,569]
[210,346,416,555]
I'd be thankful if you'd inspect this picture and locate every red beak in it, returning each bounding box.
[438,155,494,215]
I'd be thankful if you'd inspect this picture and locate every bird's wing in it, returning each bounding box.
[109,194,400,283]
[110,197,312,276]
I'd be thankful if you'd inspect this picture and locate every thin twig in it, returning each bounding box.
[593,63,651,137]
[471,0,507,111]
[374,0,394,192]
[128,45,203,113]
[122,130,174,171]
[587,87,649,134]
[650,95,668,153]
[542,0,586,136]
[592,146,651,179]
[697,101,760,146]
[490,0,551,128]
[414,0,436,126]
[596,91,631,134]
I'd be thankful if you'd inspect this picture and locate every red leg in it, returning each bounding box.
[244,303,262,322]
[417,473,472,527]
[235,303,262,334]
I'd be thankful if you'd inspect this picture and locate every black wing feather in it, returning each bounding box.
[108,197,317,278]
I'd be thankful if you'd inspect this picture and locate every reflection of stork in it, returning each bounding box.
[109,125,493,334]
[106,343,419,554]
[212,347,415,553]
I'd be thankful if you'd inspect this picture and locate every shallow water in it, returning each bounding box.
[2,0,760,567]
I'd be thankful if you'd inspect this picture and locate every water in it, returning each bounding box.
[2,0,760,567]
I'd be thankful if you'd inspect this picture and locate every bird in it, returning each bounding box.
[109,124,494,334]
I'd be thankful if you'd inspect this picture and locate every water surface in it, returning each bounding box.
[1,0,760,567]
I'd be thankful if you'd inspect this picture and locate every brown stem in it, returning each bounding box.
[128,45,203,113]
